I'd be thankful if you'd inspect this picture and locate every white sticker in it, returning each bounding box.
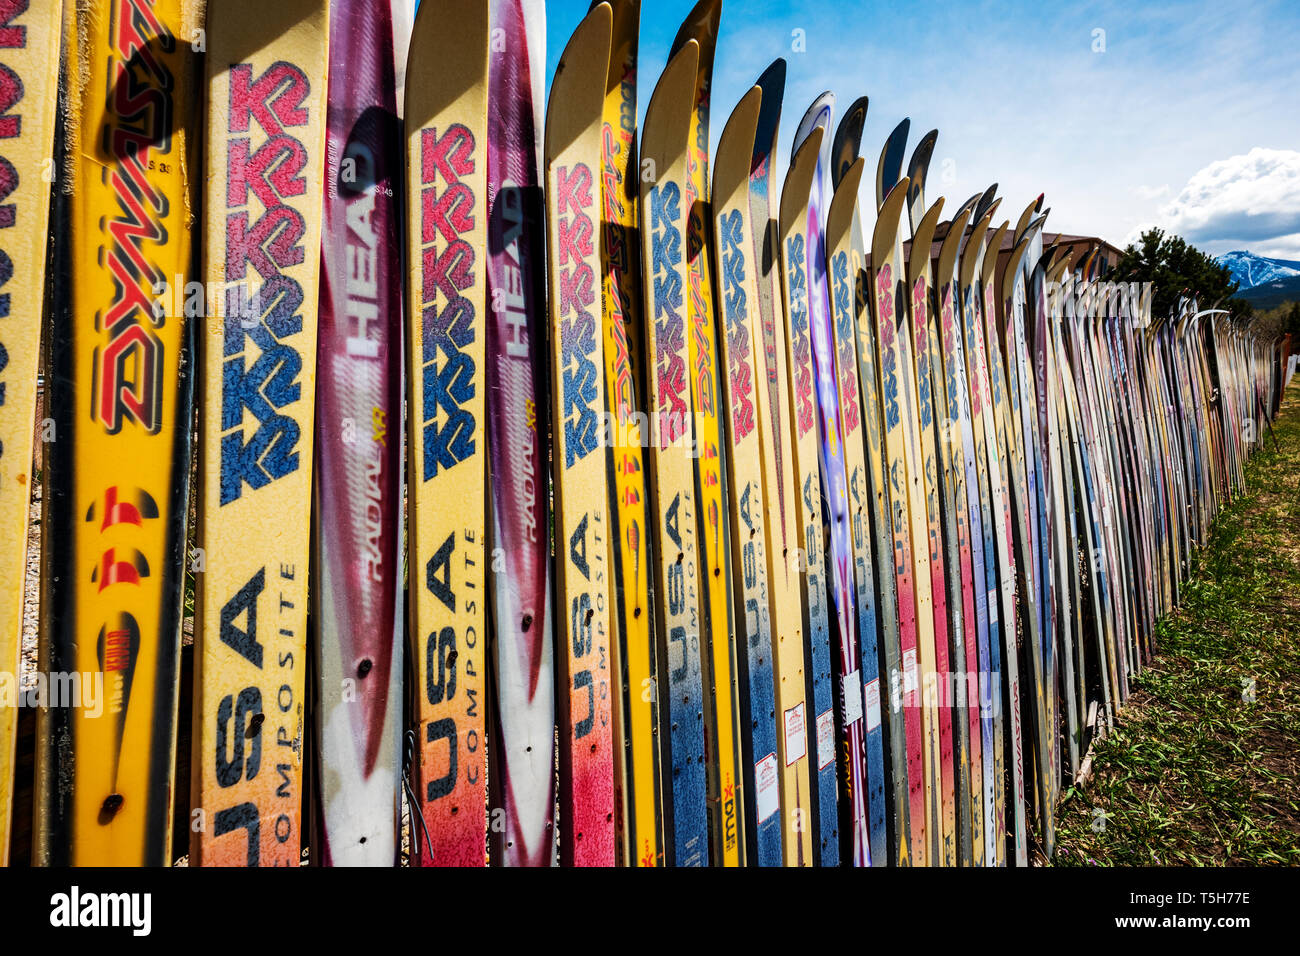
[755,752,780,822]
[816,709,835,770]
[988,592,999,630]
[784,703,807,765]
[903,648,918,694]
[842,669,863,724]
[864,678,882,732]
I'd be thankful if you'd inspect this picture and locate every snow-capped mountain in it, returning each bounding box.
[1217,250,1300,290]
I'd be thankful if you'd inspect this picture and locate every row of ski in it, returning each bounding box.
[0,0,1286,867]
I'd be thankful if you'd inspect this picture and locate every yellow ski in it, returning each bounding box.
[191,0,330,867]
[403,0,490,867]
[37,0,200,866]
[594,0,664,867]
[0,0,59,866]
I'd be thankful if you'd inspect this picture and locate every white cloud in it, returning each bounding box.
[1159,148,1300,246]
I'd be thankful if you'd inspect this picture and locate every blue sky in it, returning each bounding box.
[539,0,1300,259]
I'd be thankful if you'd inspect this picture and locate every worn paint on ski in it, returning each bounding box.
[545,3,615,867]
[192,0,329,867]
[403,0,490,867]
[595,0,662,868]
[670,0,743,866]
[486,0,556,868]
[747,57,814,867]
[312,0,404,867]
[37,0,199,867]
[0,0,59,867]
[638,40,709,867]
[778,127,839,866]
[712,85,782,866]
[827,156,889,866]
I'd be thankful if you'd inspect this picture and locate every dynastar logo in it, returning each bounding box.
[649,181,687,446]
[940,286,962,419]
[785,234,814,437]
[913,278,933,429]
[876,264,900,430]
[718,209,754,440]
[982,283,1005,407]
[95,0,176,436]
[419,124,478,480]
[831,251,859,435]
[220,62,312,504]
[556,163,600,467]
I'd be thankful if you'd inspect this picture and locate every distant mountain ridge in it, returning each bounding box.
[1217,250,1300,290]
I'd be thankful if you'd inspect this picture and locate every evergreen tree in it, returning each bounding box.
[1115,228,1250,318]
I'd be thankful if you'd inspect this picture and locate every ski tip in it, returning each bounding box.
[404,0,491,130]
[642,38,700,176]
[755,56,787,95]
[908,196,945,285]
[670,0,722,61]
[905,129,939,233]
[831,94,870,191]
[545,1,613,161]
[973,182,999,224]
[714,85,763,204]
[871,175,910,267]
[936,202,974,284]
[780,124,825,242]
[876,117,911,211]
[791,91,835,164]
[828,156,867,249]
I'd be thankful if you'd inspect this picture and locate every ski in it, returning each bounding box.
[594,0,663,868]
[670,0,744,867]
[485,0,557,868]
[778,126,839,866]
[974,208,1029,866]
[868,174,926,866]
[837,104,910,867]
[637,39,709,867]
[544,1,615,867]
[827,153,890,866]
[0,0,59,867]
[711,84,782,866]
[931,202,982,866]
[403,0,490,867]
[37,0,200,866]
[191,0,329,868]
[747,56,815,867]
[904,181,955,867]
[310,0,404,867]
[794,92,871,867]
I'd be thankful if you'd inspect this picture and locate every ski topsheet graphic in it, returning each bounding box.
[37,0,199,867]
[0,0,59,867]
[793,92,873,868]
[404,0,490,867]
[669,0,744,868]
[544,2,615,867]
[778,127,839,867]
[311,0,404,868]
[638,39,708,867]
[747,57,814,867]
[827,154,889,867]
[192,0,329,867]
[712,84,781,867]
[485,0,557,869]
[595,0,665,868]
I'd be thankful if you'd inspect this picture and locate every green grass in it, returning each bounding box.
[1053,382,1300,866]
